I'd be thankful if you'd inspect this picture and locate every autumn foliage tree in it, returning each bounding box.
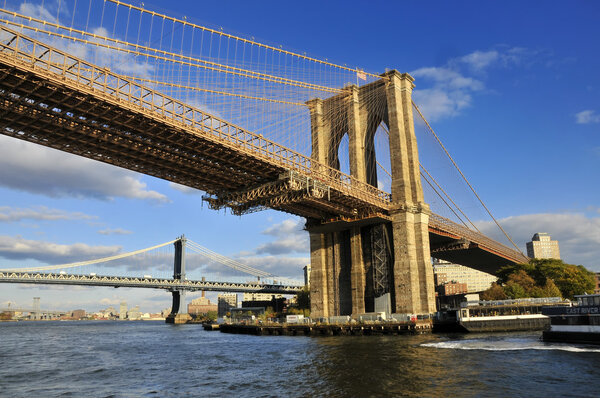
[481,258,595,300]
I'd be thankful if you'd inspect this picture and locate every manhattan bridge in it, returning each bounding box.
[0,0,528,320]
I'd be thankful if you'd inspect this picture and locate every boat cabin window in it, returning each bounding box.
[577,296,600,306]
[583,297,591,306]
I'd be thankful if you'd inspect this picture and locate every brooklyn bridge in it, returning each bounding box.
[0,0,527,319]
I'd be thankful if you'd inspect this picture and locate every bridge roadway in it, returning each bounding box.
[0,25,528,273]
[0,271,303,294]
[0,307,67,316]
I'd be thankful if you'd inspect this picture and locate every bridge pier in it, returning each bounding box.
[166,236,191,324]
[307,71,436,319]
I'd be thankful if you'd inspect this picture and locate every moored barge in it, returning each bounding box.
[542,294,600,345]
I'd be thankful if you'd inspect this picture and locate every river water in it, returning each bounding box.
[1,321,599,397]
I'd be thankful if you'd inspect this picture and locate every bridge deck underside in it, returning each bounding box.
[0,60,379,221]
[429,232,516,274]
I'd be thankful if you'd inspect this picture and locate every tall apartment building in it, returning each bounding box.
[119,301,127,320]
[433,259,497,293]
[217,293,238,317]
[526,233,561,259]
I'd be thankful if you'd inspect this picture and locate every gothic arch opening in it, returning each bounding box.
[364,118,392,193]
[335,132,351,176]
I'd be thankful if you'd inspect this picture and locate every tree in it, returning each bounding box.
[206,311,218,321]
[538,279,562,298]
[507,270,536,294]
[503,281,528,299]
[480,283,507,300]
[0,311,12,321]
[295,286,310,310]
[492,258,595,300]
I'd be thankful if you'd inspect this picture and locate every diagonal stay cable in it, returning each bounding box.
[0,240,177,272]
[412,101,525,256]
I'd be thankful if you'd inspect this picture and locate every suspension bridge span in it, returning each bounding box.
[0,1,528,319]
[0,236,304,323]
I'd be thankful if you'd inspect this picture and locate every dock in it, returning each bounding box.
[219,321,432,336]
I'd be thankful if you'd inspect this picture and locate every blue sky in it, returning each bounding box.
[1,0,599,312]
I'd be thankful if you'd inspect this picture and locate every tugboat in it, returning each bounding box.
[542,294,600,345]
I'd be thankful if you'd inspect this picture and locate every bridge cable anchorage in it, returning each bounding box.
[412,101,525,256]
[0,239,178,273]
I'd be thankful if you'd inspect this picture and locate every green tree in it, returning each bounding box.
[494,259,595,300]
[539,279,562,298]
[206,311,218,321]
[295,286,310,310]
[503,281,527,299]
[507,270,536,294]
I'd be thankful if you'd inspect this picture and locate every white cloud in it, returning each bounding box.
[19,3,58,24]
[0,235,121,264]
[97,228,133,236]
[0,136,169,203]
[411,66,482,121]
[235,255,307,279]
[15,4,154,78]
[476,212,600,270]
[575,110,600,124]
[411,47,527,121]
[411,67,484,91]
[256,218,308,255]
[459,50,500,71]
[0,206,95,223]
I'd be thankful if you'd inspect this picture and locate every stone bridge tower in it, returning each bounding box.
[306,70,435,317]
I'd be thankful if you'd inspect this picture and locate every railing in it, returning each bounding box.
[474,297,563,307]
[429,213,528,263]
[0,25,391,209]
[0,271,303,293]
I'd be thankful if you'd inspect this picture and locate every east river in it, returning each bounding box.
[1,321,599,397]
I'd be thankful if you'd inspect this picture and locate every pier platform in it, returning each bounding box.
[219,321,432,336]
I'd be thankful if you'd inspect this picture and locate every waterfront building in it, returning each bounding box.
[161,308,171,318]
[241,293,287,313]
[242,293,283,302]
[32,297,40,320]
[119,302,127,320]
[436,282,468,296]
[526,232,561,259]
[187,292,218,315]
[71,309,86,319]
[433,259,497,293]
[218,293,238,317]
[128,305,141,320]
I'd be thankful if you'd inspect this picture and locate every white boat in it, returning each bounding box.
[542,294,600,345]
